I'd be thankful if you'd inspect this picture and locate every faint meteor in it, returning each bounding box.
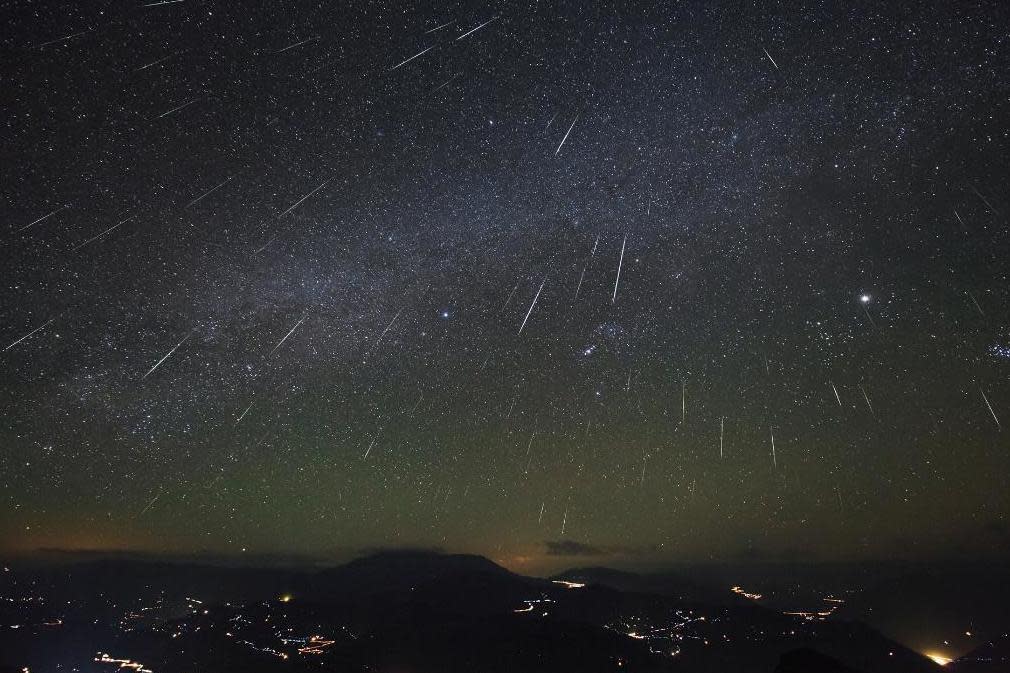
[720,417,725,458]
[19,205,67,232]
[389,45,435,71]
[762,46,779,70]
[574,267,587,300]
[456,16,497,41]
[858,383,874,416]
[502,281,519,312]
[953,209,968,232]
[235,401,254,425]
[278,178,331,217]
[561,506,568,535]
[518,277,546,334]
[980,387,1001,429]
[770,426,777,468]
[681,380,686,423]
[72,215,134,251]
[555,114,580,155]
[253,234,278,255]
[574,234,600,301]
[425,19,455,34]
[143,0,184,7]
[185,177,232,208]
[366,307,403,357]
[135,51,183,71]
[154,98,198,119]
[35,30,88,48]
[970,184,998,214]
[363,427,383,459]
[538,501,545,523]
[4,318,55,352]
[830,381,842,406]
[612,234,626,303]
[276,36,318,53]
[428,72,460,94]
[270,314,308,355]
[409,392,424,414]
[142,331,192,379]
[861,303,877,329]
[138,491,162,516]
[966,290,984,316]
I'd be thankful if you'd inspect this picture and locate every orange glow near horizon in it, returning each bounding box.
[925,652,952,666]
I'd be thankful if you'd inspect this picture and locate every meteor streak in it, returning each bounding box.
[4,319,55,352]
[555,114,580,155]
[389,45,435,71]
[456,16,497,41]
[142,331,192,379]
[612,235,626,303]
[19,206,67,232]
[270,314,308,355]
[518,278,547,334]
[278,178,332,218]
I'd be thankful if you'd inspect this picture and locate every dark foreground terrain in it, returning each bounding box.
[2,552,1006,672]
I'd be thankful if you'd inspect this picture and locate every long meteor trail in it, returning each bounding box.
[612,234,626,303]
[762,46,779,69]
[235,401,255,425]
[518,277,547,334]
[154,98,198,119]
[278,178,332,218]
[981,387,1001,429]
[270,314,308,355]
[4,319,55,352]
[185,177,232,208]
[72,216,134,251]
[390,45,435,70]
[276,36,317,53]
[19,206,67,232]
[456,16,497,41]
[425,19,455,34]
[555,114,580,155]
[142,331,192,379]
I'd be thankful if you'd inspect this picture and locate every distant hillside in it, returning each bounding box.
[1,551,950,673]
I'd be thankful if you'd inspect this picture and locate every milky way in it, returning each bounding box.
[2,0,1008,571]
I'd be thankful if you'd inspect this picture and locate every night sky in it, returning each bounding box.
[2,0,1008,573]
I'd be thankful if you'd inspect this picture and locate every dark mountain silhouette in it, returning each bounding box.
[314,550,532,591]
[833,562,1010,658]
[774,648,862,672]
[1,551,948,673]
